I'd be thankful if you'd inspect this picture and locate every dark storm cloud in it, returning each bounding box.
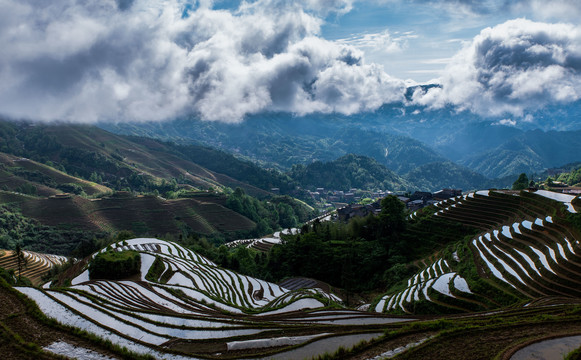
[116,0,135,11]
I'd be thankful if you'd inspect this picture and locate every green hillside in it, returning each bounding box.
[404,161,490,192]
[0,120,271,198]
[0,152,111,197]
[290,154,414,191]
[543,163,581,187]
[165,142,299,195]
[0,120,321,254]
[100,114,447,174]
[101,115,581,191]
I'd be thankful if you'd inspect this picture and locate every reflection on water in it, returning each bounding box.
[511,335,581,360]
[260,332,383,360]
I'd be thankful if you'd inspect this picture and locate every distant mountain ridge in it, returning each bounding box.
[101,109,581,190]
[403,161,495,191]
[461,129,581,178]
[100,114,448,174]
[3,114,580,197]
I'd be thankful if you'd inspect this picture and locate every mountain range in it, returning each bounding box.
[99,100,581,190]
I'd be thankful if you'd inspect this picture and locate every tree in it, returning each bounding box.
[512,173,529,190]
[277,203,298,229]
[377,195,406,250]
[89,171,102,183]
[89,250,141,280]
[13,243,27,282]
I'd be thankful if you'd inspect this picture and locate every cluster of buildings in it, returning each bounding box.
[398,189,463,211]
[335,188,463,221]
[307,188,393,207]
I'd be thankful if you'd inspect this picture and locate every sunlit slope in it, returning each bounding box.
[16,238,405,359]
[41,124,275,197]
[376,190,581,314]
[0,153,111,197]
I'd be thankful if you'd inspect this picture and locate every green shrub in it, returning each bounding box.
[89,250,141,280]
[567,346,581,360]
[56,183,84,195]
[145,256,165,282]
[0,266,16,285]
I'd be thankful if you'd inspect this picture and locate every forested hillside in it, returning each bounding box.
[0,120,273,197]
[461,130,581,178]
[101,114,447,173]
[289,154,413,191]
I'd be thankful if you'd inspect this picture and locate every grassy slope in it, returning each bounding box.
[0,120,272,198]
[0,121,281,238]
[1,191,255,235]
[0,153,111,196]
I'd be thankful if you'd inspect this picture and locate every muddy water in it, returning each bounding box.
[511,335,581,360]
[258,332,383,360]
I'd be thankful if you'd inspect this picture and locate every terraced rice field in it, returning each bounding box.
[10,189,581,358]
[376,189,581,315]
[16,238,409,359]
[225,228,298,252]
[0,249,68,285]
[374,258,484,314]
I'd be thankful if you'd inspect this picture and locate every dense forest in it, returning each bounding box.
[192,196,477,293]
[289,154,412,191]
[167,143,299,195]
[225,188,315,232]
[0,205,107,256]
[554,164,581,186]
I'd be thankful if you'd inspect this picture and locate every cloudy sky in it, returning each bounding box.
[1,0,580,123]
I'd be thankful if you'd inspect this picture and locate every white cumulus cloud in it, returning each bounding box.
[0,0,404,123]
[414,18,581,119]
